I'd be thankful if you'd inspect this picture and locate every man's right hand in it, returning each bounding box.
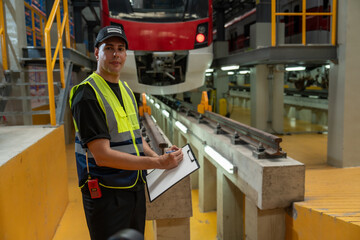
[158,148,183,169]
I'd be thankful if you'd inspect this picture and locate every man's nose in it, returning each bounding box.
[113,50,121,57]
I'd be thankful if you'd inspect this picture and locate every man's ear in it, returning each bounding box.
[94,47,99,60]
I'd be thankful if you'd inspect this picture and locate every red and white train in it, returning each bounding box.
[100,0,214,95]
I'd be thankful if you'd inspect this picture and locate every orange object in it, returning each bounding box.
[139,93,151,116]
[197,91,212,114]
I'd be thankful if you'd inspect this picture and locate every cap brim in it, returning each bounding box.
[95,35,128,49]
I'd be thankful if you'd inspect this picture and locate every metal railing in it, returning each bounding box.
[24,1,46,47]
[0,0,8,70]
[44,0,70,125]
[271,0,337,46]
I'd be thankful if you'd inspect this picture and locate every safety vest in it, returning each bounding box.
[69,72,146,189]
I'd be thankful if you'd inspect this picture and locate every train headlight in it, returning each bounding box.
[198,25,206,34]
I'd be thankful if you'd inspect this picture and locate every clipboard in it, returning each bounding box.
[145,144,200,202]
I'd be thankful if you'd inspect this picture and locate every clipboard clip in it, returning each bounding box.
[187,149,195,162]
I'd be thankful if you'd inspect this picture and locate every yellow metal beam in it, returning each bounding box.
[0,0,8,70]
[332,0,337,45]
[44,0,70,126]
[302,0,306,45]
[271,0,276,46]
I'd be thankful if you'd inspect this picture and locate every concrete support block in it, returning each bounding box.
[296,109,312,122]
[189,145,199,189]
[311,110,327,126]
[250,65,284,133]
[199,155,217,212]
[245,197,286,240]
[285,106,296,119]
[234,97,241,106]
[153,218,190,240]
[217,170,245,240]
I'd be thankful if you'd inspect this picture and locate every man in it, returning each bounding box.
[69,26,183,240]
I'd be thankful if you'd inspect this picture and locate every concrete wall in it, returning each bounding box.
[0,125,68,240]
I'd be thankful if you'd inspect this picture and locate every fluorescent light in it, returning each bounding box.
[285,66,306,71]
[155,103,160,109]
[162,109,170,117]
[150,99,154,104]
[175,121,188,134]
[205,73,212,76]
[239,70,250,74]
[205,68,214,73]
[325,65,330,69]
[204,145,236,174]
[227,71,235,75]
[151,115,157,123]
[221,65,240,71]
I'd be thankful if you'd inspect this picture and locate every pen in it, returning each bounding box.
[166,150,175,154]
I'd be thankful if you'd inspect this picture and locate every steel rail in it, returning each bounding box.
[203,111,285,158]
[157,95,286,159]
[142,113,169,155]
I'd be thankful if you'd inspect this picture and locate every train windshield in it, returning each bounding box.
[108,0,209,22]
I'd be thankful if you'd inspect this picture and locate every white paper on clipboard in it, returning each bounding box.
[146,144,200,202]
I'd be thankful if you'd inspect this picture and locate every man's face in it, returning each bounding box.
[94,37,127,76]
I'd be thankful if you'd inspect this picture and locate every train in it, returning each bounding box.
[226,0,332,53]
[100,0,214,95]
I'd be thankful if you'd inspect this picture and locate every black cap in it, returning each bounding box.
[94,26,128,49]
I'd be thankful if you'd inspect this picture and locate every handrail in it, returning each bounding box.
[271,0,337,46]
[0,0,8,70]
[24,1,46,47]
[44,0,70,126]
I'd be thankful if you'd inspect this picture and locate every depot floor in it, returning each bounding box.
[52,105,336,240]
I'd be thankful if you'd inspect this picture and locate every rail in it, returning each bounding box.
[44,0,70,125]
[142,113,169,155]
[0,0,8,70]
[271,0,337,46]
[157,95,286,159]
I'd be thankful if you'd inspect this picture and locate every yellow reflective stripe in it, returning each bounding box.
[99,170,140,189]
[79,170,144,189]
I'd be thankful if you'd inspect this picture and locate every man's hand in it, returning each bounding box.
[158,148,183,169]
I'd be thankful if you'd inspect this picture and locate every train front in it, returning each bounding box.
[101,0,213,95]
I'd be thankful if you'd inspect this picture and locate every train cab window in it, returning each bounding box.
[108,0,208,22]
